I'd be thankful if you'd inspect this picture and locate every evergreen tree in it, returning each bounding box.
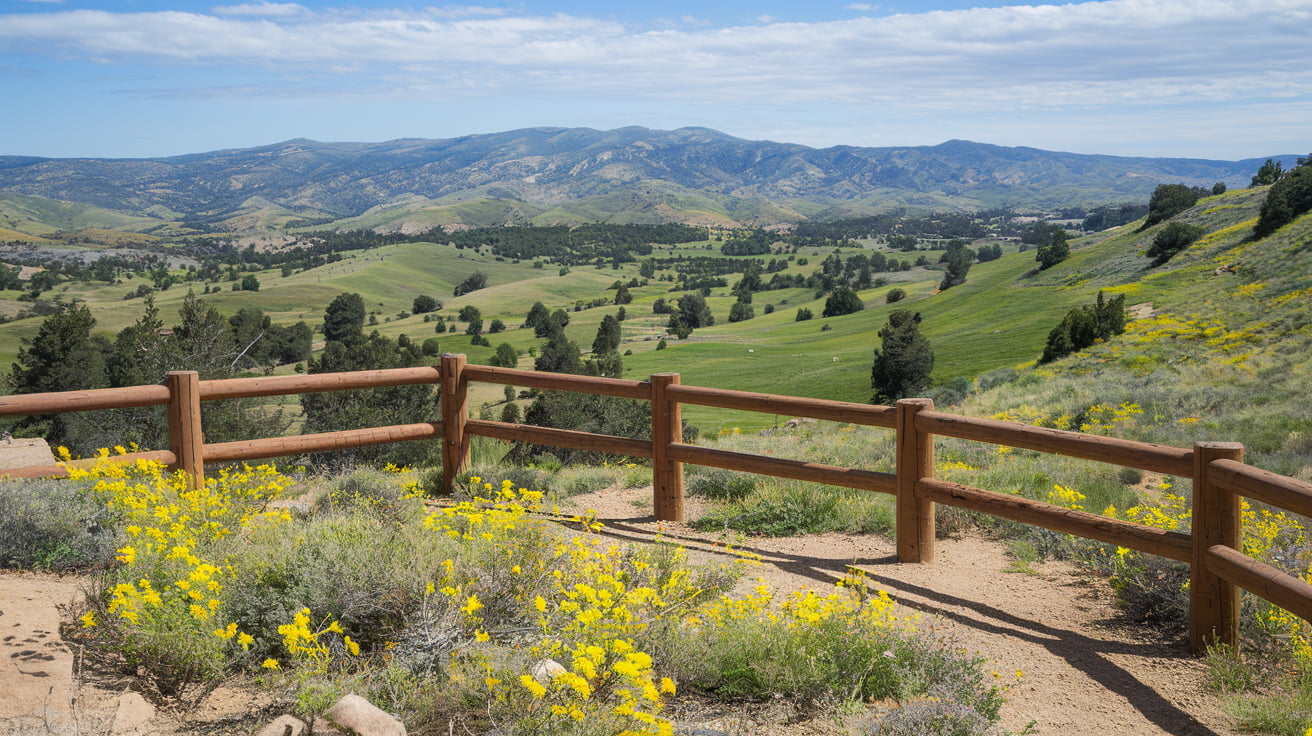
[939,240,975,289]
[1251,158,1285,187]
[301,293,435,468]
[591,314,622,355]
[525,301,552,336]
[728,299,754,323]
[1254,155,1312,238]
[870,310,934,403]
[323,293,365,343]
[1035,230,1070,270]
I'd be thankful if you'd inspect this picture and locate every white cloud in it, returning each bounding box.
[846,3,876,10]
[212,2,306,16]
[1,0,1309,122]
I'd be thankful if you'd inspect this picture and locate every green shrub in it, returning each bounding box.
[694,482,893,536]
[553,466,622,497]
[686,467,757,501]
[0,477,117,570]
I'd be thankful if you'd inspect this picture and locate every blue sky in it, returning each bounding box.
[2,0,1308,160]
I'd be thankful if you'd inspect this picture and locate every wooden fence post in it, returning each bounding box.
[896,398,935,563]
[1191,441,1245,655]
[651,373,684,522]
[440,354,469,494]
[166,371,204,490]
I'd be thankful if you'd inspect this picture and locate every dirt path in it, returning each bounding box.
[560,485,1237,736]
[1,484,1238,735]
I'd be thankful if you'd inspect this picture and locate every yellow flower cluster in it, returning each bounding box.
[1106,492,1312,667]
[1047,484,1087,511]
[266,607,358,672]
[62,453,292,670]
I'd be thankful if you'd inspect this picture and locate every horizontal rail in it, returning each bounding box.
[1205,545,1312,625]
[1210,459,1312,520]
[203,423,441,463]
[666,384,898,428]
[919,479,1193,562]
[466,419,654,459]
[463,365,650,400]
[668,443,897,494]
[916,410,1194,477]
[201,367,441,401]
[0,385,171,416]
[0,450,177,479]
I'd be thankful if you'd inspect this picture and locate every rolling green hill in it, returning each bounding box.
[4,178,1306,452]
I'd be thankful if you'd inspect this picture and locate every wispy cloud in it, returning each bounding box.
[212,3,308,17]
[1,1,1309,120]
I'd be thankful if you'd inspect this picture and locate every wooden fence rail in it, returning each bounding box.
[2,354,1311,655]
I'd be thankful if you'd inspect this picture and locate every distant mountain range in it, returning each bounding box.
[0,127,1297,231]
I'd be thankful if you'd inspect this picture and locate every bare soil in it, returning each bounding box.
[0,482,1239,735]
[559,485,1238,736]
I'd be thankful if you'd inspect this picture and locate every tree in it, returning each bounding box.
[591,314,621,355]
[412,294,440,314]
[675,293,714,328]
[516,391,650,465]
[728,299,754,323]
[1253,155,1312,239]
[1035,230,1070,270]
[489,342,519,368]
[822,287,863,317]
[1212,182,1227,196]
[323,293,365,343]
[1146,222,1205,265]
[239,274,260,292]
[454,271,488,296]
[458,305,481,323]
[870,310,934,403]
[488,319,505,334]
[939,240,975,289]
[500,402,521,423]
[301,297,435,468]
[7,302,111,446]
[535,329,582,374]
[1040,291,1127,363]
[1251,159,1285,187]
[614,284,633,305]
[525,301,552,336]
[795,308,813,321]
[886,288,906,304]
[1143,184,1209,228]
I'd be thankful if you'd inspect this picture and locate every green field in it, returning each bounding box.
[3,185,1308,437]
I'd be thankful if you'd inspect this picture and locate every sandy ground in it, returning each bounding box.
[0,482,1238,735]
[558,485,1237,736]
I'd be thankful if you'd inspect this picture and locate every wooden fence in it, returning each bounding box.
[2,353,1310,656]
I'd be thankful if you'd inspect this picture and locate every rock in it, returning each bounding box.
[0,437,58,472]
[254,714,308,736]
[323,693,406,736]
[530,658,566,685]
[111,691,155,734]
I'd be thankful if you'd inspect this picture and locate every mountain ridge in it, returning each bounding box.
[0,127,1300,230]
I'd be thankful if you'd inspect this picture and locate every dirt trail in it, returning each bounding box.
[0,484,1238,735]
[561,485,1237,736]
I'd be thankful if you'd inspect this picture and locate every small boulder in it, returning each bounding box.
[324,693,406,736]
[110,691,155,734]
[530,658,566,686]
[254,714,308,736]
